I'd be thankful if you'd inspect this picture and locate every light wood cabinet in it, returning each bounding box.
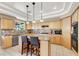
[49,35,63,45]
[53,35,61,44]
[1,18,15,29]
[62,16,71,49]
[2,36,12,48]
[26,23,32,29]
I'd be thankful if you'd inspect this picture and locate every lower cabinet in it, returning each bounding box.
[2,36,12,48]
[50,35,63,45]
[53,36,61,44]
[1,36,19,48]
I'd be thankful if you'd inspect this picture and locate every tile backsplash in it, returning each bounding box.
[0,30,27,36]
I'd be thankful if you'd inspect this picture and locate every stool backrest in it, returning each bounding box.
[21,36,28,44]
[30,37,39,46]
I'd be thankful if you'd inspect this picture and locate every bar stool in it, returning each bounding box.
[21,36,30,55]
[30,37,40,56]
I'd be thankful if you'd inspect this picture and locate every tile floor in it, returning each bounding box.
[50,44,76,56]
[0,44,76,56]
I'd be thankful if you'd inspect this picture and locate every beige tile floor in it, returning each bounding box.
[0,44,76,56]
[50,44,76,56]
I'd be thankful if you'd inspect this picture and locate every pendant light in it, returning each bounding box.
[32,2,36,23]
[40,2,44,22]
[26,5,29,24]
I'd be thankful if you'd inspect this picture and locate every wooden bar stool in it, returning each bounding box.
[21,36,30,55]
[30,37,40,56]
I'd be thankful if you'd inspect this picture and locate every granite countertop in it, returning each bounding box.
[21,34,51,41]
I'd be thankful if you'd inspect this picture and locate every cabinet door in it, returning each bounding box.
[1,18,14,29]
[53,36,61,44]
[7,19,14,29]
[49,36,53,44]
[62,17,71,48]
[6,36,12,48]
[2,36,12,48]
[1,19,8,29]
[50,35,61,44]
[26,24,32,29]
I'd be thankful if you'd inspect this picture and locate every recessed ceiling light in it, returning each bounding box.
[40,20,44,22]
[32,20,36,23]
[26,22,30,24]
[40,10,43,13]
[53,6,56,9]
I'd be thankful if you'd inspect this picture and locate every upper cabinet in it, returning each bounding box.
[72,9,78,23]
[62,16,71,49]
[0,17,15,29]
[26,23,32,29]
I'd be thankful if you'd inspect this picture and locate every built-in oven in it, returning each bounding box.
[71,22,78,53]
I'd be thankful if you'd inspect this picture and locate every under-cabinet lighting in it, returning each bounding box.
[40,20,44,22]
[32,20,36,23]
[26,22,30,24]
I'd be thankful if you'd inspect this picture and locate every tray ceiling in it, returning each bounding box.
[0,2,78,21]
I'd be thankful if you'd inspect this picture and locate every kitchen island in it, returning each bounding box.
[1,33,63,56]
[22,34,51,56]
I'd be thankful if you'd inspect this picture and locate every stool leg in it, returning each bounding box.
[21,43,23,55]
[30,45,32,56]
[37,48,40,56]
[36,48,37,56]
[26,45,29,56]
[26,49,28,56]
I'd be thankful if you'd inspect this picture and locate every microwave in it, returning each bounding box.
[54,29,62,35]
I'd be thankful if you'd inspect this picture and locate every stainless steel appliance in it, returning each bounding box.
[71,22,78,53]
